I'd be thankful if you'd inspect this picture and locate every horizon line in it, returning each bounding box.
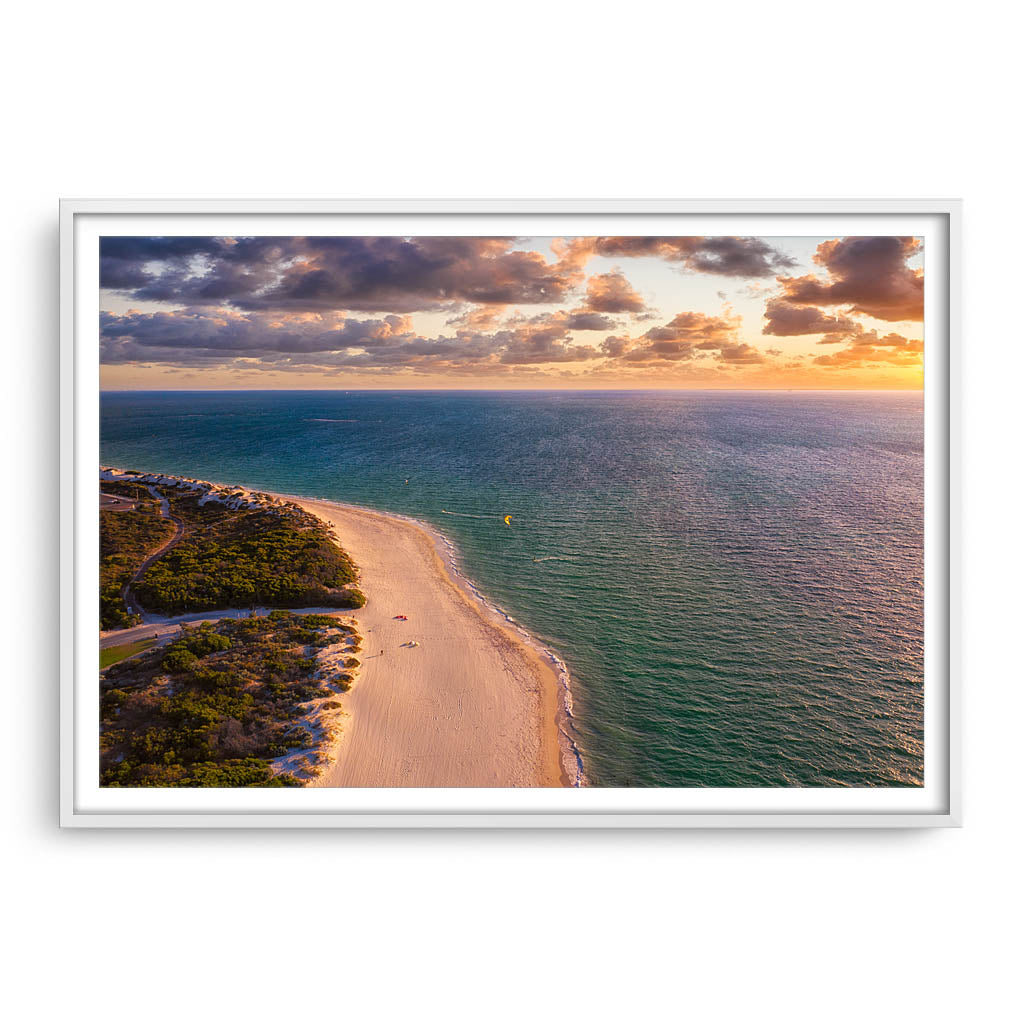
[99,386,924,394]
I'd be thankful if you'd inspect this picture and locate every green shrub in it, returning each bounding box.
[184,631,232,656]
[162,648,199,674]
[99,503,175,629]
[100,609,361,788]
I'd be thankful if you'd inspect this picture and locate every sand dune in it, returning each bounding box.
[289,498,569,788]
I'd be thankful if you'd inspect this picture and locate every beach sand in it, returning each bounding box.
[290,498,569,788]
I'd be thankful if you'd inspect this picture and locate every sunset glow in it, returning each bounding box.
[99,235,924,390]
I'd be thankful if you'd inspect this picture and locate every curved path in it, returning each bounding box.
[119,485,184,620]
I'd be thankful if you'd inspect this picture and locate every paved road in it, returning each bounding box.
[99,484,348,657]
[100,608,349,650]
[100,621,188,651]
[100,491,137,511]
[101,616,241,651]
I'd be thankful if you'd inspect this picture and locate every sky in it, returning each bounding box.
[99,234,925,390]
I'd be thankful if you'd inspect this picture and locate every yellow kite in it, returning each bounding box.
[504,515,512,526]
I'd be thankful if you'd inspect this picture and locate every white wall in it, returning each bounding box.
[4,2,1019,1020]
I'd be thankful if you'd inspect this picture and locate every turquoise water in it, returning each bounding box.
[101,390,924,787]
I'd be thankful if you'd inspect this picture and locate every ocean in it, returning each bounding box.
[100,389,924,787]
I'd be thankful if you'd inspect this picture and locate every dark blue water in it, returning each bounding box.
[101,390,924,787]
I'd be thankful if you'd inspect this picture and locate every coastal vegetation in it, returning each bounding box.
[99,487,175,629]
[99,472,365,624]
[99,472,369,787]
[100,613,360,787]
[132,488,366,615]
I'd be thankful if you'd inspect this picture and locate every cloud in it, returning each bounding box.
[497,334,600,365]
[101,235,795,331]
[812,331,924,368]
[445,304,505,330]
[446,292,621,340]
[447,302,617,334]
[564,310,618,330]
[99,234,927,386]
[600,335,631,357]
[491,311,606,364]
[100,302,774,375]
[101,236,587,314]
[759,237,926,374]
[582,271,647,313]
[556,236,795,277]
[100,308,418,360]
[775,236,923,322]
[99,305,604,372]
[717,343,765,365]
[604,311,764,365]
[762,297,864,337]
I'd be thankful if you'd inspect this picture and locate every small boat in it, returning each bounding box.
[394,614,408,620]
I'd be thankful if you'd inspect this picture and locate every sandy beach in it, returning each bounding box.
[289,497,570,788]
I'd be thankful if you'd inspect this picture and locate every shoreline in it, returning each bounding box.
[285,494,582,788]
[283,493,585,788]
[101,466,583,787]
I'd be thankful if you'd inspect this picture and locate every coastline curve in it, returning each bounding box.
[297,495,586,788]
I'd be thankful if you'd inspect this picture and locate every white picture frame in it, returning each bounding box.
[61,198,960,828]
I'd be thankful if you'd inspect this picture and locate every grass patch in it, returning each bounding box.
[100,638,158,670]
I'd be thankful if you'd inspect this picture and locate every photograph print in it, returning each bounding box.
[95,228,926,792]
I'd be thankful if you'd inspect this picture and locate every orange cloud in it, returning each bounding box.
[604,311,764,364]
[445,304,505,330]
[775,236,923,322]
[763,297,863,337]
[813,331,923,368]
[583,271,647,313]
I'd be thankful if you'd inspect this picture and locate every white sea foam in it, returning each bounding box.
[307,496,586,787]
[102,465,587,787]
[426,523,586,788]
